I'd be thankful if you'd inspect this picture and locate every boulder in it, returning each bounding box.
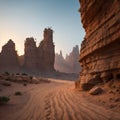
[89,87,103,95]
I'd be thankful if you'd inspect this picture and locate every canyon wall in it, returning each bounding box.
[78,0,120,90]
[0,40,19,72]
[55,45,81,73]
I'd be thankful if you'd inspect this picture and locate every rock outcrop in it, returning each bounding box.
[38,28,55,72]
[78,0,120,90]
[24,37,38,71]
[24,28,55,72]
[55,45,81,73]
[65,45,81,73]
[0,28,55,73]
[0,40,19,72]
[55,51,69,73]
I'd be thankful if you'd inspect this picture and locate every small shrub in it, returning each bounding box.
[5,78,10,81]
[4,72,10,76]
[22,73,28,76]
[0,96,10,105]
[15,91,22,96]
[16,73,20,75]
[23,83,27,86]
[2,82,11,86]
[29,76,33,80]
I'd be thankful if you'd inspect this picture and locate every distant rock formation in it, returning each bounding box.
[24,37,38,71]
[77,0,120,90]
[55,45,81,73]
[0,40,19,72]
[55,51,69,73]
[0,28,55,73]
[65,45,81,73]
[23,28,55,72]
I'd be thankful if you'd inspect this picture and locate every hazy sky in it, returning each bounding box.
[0,0,85,57]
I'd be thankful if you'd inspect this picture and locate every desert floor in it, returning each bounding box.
[0,79,120,120]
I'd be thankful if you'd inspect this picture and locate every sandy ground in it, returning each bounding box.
[0,79,120,120]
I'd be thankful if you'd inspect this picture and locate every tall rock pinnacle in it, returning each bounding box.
[0,39,19,72]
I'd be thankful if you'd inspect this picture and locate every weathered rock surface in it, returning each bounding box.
[0,40,19,72]
[24,28,55,72]
[78,0,120,90]
[24,37,38,71]
[0,28,55,73]
[38,28,55,72]
[55,45,81,73]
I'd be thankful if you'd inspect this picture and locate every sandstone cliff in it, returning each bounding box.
[0,40,19,72]
[78,0,120,90]
[55,45,81,73]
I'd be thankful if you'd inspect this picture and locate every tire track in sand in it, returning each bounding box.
[2,81,120,120]
[44,85,120,120]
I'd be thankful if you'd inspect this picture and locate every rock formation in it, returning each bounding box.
[0,28,55,73]
[24,28,55,72]
[55,51,69,73]
[65,45,81,73]
[24,37,38,71]
[38,28,55,72]
[0,40,19,72]
[55,45,81,73]
[78,0,120,90]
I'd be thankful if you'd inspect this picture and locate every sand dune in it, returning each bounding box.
[0,80,120,120]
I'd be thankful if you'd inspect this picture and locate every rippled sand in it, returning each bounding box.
[0,79,120,120]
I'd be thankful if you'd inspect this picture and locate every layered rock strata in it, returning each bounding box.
[78,0,120,90]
